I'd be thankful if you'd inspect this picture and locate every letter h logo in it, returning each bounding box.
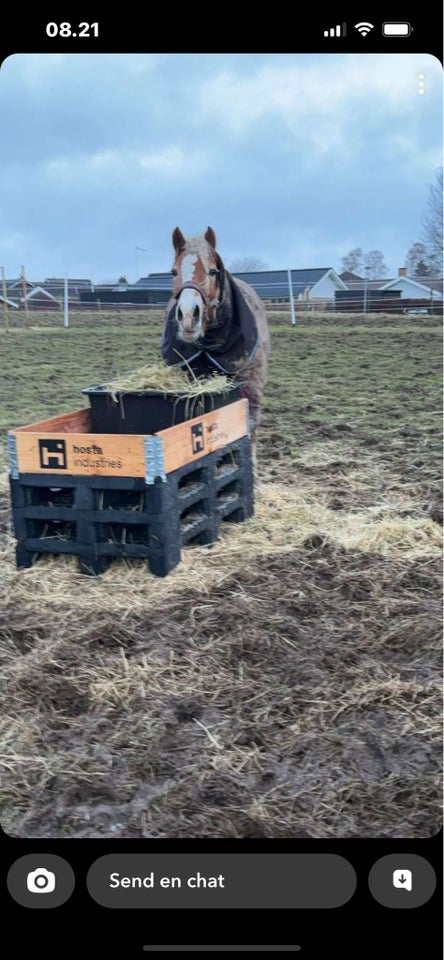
[39,439,67,470]
[191,423,205,454]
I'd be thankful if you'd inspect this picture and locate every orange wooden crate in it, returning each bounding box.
[8,399,249,481]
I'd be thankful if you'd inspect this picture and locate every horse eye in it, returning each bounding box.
[171,268,178,277]
[208,268,218,277]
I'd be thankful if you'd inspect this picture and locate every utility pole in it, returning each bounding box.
[1,267,9,331]
[21,265,30,328]
[135,246,147,282]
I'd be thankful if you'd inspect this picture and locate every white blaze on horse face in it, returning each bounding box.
[181,254,198,281]
[176,287,204,340]
[174,239,213,340]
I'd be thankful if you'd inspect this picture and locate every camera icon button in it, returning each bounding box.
[27,867,56,893]
[7,855,75,908]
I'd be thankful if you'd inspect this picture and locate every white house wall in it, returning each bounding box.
[381,277,442,300]
[310,275,344,298]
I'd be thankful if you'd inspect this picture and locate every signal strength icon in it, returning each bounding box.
[323,22,347,37]
[355,21,374,36]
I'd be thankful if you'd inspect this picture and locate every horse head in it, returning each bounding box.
[171,226,224,343]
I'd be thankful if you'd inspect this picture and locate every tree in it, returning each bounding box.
[421,168,443,277]
[364,250,388,279]
[405,242,429,276]
[229,257,269,272]
[414,260,431,278]
[118,275,128,284]
[340,248,364,274]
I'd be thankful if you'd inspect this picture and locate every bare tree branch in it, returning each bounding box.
[229,257,269,272]
[421,168,443,277]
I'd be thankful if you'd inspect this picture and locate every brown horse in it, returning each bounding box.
[162,226,270,467]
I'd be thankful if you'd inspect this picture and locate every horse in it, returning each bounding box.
[161,226,270,470]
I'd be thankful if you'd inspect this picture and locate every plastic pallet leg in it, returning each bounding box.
[16,544,36,569]
[192,523,219,545]
[147,546,181,577]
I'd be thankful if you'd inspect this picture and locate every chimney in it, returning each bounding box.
[398,267,407,277]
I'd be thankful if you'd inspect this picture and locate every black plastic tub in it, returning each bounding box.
[82,383,242,434]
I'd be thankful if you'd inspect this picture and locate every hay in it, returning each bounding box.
[0,534,441,839]
[107,363,232,399]
[0,480,441,622]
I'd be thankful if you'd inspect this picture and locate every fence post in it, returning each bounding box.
[21,265,30,328]
[1,267,9,331]
[64,275,69,328]
[287,269,296,325]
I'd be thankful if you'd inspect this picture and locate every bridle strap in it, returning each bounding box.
[173,281,209,306]
[173,276,222,313]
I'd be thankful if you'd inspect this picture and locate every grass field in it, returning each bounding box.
[0,309,442,838]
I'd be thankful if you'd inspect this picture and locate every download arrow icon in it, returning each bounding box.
[393,869,412,891]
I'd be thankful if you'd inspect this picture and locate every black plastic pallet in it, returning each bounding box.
[10,437,254,577]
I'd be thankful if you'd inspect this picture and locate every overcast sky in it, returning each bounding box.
[0,52,442,283]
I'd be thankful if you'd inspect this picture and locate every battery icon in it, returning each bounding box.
[382,22,412,36]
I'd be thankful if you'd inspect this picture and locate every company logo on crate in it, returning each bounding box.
[189,419,230,453]
[39,439,67,470]
[191,423,205,454]
[206,421,229,445]
[73,442,103,454]
[71,442,123,470]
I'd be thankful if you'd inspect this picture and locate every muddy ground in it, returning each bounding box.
[0,311,442,838]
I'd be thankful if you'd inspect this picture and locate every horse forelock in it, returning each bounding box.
[174,234,218,273]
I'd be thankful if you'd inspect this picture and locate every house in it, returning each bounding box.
[86,267,347,306]
[229,268,348,302]
[0,293,20,309]
[23,286,60,309]
[379,273,443,301]
[3,277,96,309]
[5,277,35,291]
[3,278,36,300]
[338,268,443,313]
[340,268,443,300]
[79,279,171,307]
[2,279,60,309]
[40,278,93,304]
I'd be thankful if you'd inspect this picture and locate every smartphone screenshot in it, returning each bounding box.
[1,10,442,958]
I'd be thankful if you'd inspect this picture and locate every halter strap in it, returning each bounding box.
[173,280,209,306]
[173,279,221,312]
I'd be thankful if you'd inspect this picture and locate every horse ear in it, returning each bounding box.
[172,227,186,253]
[204,227,217,249]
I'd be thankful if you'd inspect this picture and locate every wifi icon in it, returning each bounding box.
[355,21,374,36]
